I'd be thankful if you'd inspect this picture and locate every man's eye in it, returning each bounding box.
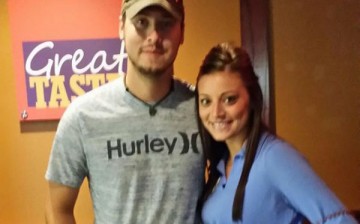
[133,17,149,29]
[157,19,175,31]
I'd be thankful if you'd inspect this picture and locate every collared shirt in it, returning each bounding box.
[202,133,357,224]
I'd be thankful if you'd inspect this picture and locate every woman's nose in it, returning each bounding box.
[211,102,225,118]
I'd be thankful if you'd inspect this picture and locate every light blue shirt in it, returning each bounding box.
[202,133,357,224]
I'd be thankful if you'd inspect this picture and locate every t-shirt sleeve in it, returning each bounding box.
[264,140,357,224]
[45,104,88,188]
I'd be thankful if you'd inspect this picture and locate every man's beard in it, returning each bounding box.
[127,54,173,78]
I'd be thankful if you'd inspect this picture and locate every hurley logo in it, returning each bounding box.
[106,132,200,159]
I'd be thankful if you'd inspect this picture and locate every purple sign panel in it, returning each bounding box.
[22,38,127,109]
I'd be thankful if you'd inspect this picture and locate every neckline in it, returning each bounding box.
[124,75,174,116]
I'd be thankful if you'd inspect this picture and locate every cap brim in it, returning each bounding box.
[126,1,181,20]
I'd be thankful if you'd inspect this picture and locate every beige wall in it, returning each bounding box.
[177,0,241,83]
[272,0,360,208]
[0,0,240,223]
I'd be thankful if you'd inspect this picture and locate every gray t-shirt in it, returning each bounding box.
[46,75,204,224]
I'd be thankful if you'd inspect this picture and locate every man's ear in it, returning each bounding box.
[119,15,125,39]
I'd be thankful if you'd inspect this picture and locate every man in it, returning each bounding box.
[45,0,204,223]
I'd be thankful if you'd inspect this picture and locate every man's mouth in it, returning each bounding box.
[141,46,164,54]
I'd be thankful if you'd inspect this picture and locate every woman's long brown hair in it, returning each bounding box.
[196,42,267,221]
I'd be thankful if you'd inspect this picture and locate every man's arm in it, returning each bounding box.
[45,181,80,224]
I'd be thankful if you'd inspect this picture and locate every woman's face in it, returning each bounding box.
[197,70,250,145]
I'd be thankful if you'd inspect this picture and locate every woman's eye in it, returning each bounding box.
[224,96,238,104]
[200,98,210,106]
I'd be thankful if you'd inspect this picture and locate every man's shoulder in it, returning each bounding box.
[63,77,123,117]
[74,77,122,103]
[174,77,195,91]
[173,77,195,96]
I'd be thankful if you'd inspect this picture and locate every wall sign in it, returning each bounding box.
[7,0,125,121]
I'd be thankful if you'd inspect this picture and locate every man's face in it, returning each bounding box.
[120,6,183,77]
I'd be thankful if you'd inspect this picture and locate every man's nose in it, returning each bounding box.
[147,28,161,42]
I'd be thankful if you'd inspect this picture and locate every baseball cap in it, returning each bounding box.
[121,0,184,21]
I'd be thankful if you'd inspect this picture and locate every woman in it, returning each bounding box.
[195,42,357,223]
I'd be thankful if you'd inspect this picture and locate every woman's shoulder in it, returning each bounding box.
[257,132,304,161]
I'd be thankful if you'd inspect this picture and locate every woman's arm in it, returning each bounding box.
[264,141,357,224]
